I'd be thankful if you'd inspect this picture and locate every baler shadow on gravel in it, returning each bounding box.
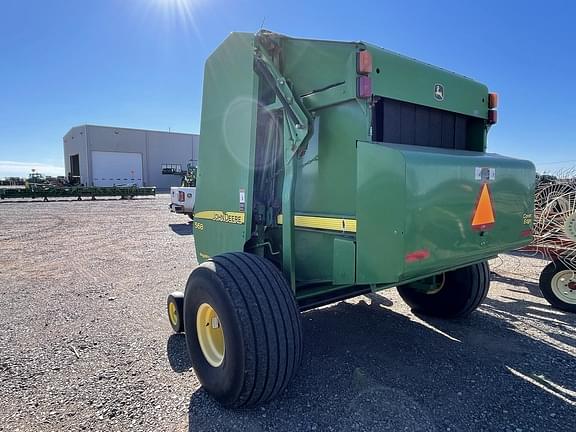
[166,30,535,408]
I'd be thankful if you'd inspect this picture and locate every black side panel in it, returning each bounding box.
[454,116,467,150]
[372,97,482,151]
[414,106,430,146]
[400,102,415,145]
[441,111,455,149]
[429,108,442,148]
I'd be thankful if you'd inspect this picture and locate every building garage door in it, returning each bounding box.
[91,151,143,187]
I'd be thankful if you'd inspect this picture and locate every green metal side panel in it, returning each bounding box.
[280,40,369,285]
[281,39,359,106]
[333,237,356,285]
[356,141,535,284]
[356,141,406,284]
[293,230,334,282]
[295,101,367,216]
[292,101,367,283]
[366,44,489,119]
[193,33,258,261]
[400,144,535,279]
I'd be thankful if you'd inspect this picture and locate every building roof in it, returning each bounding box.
[64,124,198,138]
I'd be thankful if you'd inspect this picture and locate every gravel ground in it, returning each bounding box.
[1,194,575,431]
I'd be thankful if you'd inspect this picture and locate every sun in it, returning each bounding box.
[145,0,203,36]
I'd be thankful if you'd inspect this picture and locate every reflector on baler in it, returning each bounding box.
[488,92,498,109]
[471,183,496,230]
[488,109,498,125]
[357,50,372,74]
[357,75,372,98]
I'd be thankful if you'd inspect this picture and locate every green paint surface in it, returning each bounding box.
[194,33,257,261]
[195,31,535,299]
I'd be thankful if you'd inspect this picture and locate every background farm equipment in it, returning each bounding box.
[0,170,156,201]
[161,161,197,188]
[528,172,576,311]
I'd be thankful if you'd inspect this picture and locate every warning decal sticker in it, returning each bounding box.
[471,183,496,231]
[475,167,496,182]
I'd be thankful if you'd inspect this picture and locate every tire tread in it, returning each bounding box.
[209,252,301,407]
[397,261,490,319]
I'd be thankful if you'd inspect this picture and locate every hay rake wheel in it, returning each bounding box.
[531,174,576,312]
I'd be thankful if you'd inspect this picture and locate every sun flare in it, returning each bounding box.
[145,0,204,36]
[151,0,200,11]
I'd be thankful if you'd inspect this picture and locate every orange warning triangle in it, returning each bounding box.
[471,183,495,229]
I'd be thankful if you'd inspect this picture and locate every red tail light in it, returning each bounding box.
[357,50,372,74]
[488,92,498,109]
[178,191,185,202]
[488,109,497,125]
[357,76,372,98]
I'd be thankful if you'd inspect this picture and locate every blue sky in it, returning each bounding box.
[0,0,574,177]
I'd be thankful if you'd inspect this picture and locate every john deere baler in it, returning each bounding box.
[166,30,535,408]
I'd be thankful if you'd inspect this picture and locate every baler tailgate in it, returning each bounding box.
[356,141,535,284]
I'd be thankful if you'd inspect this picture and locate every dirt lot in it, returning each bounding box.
[1,194,575,431]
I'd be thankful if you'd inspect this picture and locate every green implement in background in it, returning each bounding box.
[0,185,156,200]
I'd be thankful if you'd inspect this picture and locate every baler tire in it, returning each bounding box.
[167,292,184,333]
[539,261,576,313]
[397,261,490,318]
[183,252,302,408]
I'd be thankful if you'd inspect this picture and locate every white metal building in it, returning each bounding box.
[63,125,199,190]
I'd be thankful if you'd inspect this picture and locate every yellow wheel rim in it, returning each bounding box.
[196,303,225,367]
[168,302,179,326]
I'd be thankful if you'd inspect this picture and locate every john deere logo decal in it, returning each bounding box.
[434,84,444,101]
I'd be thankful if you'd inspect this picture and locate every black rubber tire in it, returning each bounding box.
[397,261,490,318]
[539,261,576,313]
[183,252,302,408]
[167,292,184,333]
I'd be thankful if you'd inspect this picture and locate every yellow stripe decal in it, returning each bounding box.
[277,214,356,233]
[195,211,245,225]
